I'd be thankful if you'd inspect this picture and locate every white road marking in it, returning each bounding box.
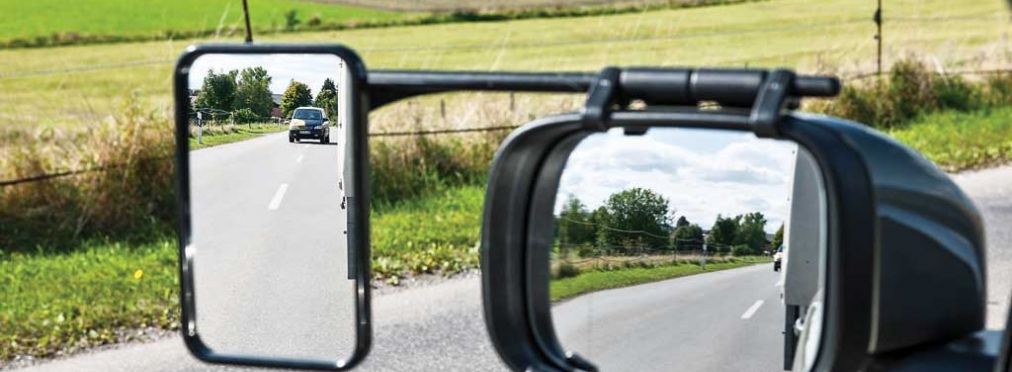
[296,155,304,163]
[741,300,765,320]
[775,279,784,287]
[268,184,289,210]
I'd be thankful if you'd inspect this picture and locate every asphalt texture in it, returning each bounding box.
[10,132,1012,371]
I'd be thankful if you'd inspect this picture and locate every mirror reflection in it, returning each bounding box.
[549,127,827,371]
[186,53,356,361]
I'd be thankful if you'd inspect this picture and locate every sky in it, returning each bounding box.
[188,54,344,97]
[555,127,800,234]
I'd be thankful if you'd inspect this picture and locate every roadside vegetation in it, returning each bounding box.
[550,257,768,302]
[4,0,1012,362]
[188,123,288,149]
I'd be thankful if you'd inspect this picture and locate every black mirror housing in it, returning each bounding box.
[478,67,987,372]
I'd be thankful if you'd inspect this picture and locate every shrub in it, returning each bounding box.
[231,108,259,124]
[554,261,581,280]
[731,245,753,256]
[816,58,1009,130]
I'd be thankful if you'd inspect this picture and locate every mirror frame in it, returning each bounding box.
[172,44,372,371]
[481,106,880,371]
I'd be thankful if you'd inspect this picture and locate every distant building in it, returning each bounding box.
[271,93,283,118]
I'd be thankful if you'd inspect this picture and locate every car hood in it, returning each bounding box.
[291,119,324,128]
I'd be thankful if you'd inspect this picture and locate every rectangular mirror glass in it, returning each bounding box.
[179,51,359,365]
[547,127,827,372]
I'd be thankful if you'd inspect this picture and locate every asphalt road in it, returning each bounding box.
[553,264,783,372]
[11,131,1012,372]
[189,130,355,360]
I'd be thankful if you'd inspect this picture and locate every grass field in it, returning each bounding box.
[550,258,767,302]
[1,0,1008,128]
[0,0,405,42]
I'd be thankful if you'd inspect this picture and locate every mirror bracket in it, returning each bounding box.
[580,67,622,132]
[749,69,796,138]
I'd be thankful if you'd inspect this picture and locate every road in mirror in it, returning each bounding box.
[549,127,827,371]
[186,53,355,361]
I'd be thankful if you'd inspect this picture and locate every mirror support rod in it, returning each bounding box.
[367,69,839,113]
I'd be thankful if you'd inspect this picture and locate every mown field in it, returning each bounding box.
[1,0,1007,128]
[0,0,406,44]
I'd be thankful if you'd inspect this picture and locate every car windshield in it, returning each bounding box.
[293,110,322,120]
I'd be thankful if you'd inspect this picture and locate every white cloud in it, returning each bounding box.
[556,127,799,233]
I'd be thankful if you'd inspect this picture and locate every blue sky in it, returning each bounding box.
[556,127,799,233]
[188,54,344,97]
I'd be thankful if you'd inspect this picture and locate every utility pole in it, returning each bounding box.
[874,0,883,77]
[242,0,253,43]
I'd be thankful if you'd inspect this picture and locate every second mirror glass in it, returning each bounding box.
[549,127,827,371]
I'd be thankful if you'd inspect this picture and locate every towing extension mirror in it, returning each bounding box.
[479,67,990,372]
[173,42,988,372]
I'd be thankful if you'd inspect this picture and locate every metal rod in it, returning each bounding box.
[242,0,253,43]
[875,0,882,77]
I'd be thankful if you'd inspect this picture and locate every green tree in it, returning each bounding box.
[234,66,273,120]
[675,216,690,228]
[771,223,785,251]
[194,69,238,121]
[707,214,741,253]
[315,84,337,118]
[738,212,768,254]
[672,223,704,251]
[557,195,596,259]
[281,81,313,118]
[598,188,672,254]
[321,78,336,92]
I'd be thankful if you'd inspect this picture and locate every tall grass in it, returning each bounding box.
[368,93,581,206]
[1,97,174,253]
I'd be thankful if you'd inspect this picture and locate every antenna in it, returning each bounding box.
[242,0,253,43]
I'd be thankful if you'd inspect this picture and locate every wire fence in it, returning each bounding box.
[4,10,1009,186]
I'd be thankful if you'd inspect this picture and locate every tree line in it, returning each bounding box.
[193,67,338,123]
[556,187,783,258]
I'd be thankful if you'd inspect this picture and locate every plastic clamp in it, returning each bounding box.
[566,352,599,372]
[581,67,622,132]
[749,69,796,138]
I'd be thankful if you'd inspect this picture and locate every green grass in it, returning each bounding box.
[550,257,767,302]
[188,123,288,149]
[0,239,180,361]
[0,0,405,42]
[371,185,484,283]
[1,184,485,360]
[889,106,1012,172]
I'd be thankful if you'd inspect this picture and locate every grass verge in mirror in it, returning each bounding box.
[173,44,370,371]
[546,127,828,372]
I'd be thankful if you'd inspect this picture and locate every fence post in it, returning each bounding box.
[874,0,883,77]
[701,243,707,270]
[197,112,203,146]
[440,99,446,119]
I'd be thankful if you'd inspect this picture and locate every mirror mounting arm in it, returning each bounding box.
[580,67,622,132]
[749,69,796,138]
